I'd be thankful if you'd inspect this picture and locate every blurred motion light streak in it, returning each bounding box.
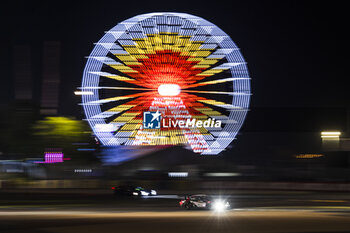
[74,91,94,95]
[321,131,341,139]
[34,151,70,164]
[168,172,188,177]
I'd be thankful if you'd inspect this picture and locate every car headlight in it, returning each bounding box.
[212,200,229,212]
[132,192,139,196]
[151,190,157,195]
[140,191,149,196]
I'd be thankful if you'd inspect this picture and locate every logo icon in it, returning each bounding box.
[143,111,161,129]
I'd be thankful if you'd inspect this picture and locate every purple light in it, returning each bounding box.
[34,152,69,164]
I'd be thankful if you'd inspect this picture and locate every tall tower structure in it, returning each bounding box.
[40,41,61,115]
[13,45,32,101]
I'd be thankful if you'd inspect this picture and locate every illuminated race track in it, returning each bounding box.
[1,209,350,233]
[1,191,350,233]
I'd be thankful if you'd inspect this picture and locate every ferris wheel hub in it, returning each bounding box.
[157,84,181,96]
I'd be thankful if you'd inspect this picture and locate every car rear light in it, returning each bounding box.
[111,187,115,190]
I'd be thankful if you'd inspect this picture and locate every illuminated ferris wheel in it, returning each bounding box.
[80,12,251,155]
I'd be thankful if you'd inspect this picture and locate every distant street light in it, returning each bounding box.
[321,131,341,139]
[321,131,341,151]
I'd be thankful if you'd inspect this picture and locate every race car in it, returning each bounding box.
[179,194,230,211]
[112,185,157,197]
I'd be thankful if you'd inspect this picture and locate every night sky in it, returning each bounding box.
[1,0,347,134]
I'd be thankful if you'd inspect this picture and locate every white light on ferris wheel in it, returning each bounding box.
[157,84,181,96]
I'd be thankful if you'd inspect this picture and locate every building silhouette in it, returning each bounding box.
[13,45,32,101]
[40,41,61,115]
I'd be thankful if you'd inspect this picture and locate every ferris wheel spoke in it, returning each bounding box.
[187,77,250,88]
[195,98,244,110]
[182,90,237,95]
[88,99,143,119]
[83,93,146,105]
[191,63,246,81]
[108,63,139,74]
[79,86,154,91]
[88,71,142,86]
[194,106,228,120]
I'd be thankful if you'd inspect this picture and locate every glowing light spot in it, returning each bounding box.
[158,84,181,96]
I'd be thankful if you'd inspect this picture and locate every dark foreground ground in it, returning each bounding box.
[1,189,350,233]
